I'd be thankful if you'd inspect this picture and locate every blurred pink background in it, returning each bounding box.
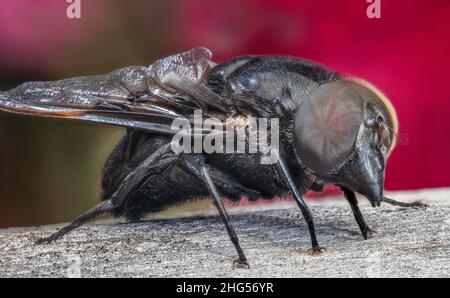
[0,0,449,226]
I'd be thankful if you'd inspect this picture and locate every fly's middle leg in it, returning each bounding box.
[182,154,250,269]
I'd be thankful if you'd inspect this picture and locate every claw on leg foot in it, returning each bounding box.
[413,201,428,209]
[367,228,377,239]
[307,246,326,256]
[233,259,250,269]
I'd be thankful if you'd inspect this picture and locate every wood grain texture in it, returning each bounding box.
[0,188,449,277]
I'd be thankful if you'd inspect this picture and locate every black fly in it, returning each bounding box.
[0,47,425,268]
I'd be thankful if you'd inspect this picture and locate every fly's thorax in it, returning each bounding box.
[207,55,339,116]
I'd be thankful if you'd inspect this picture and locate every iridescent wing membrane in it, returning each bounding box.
[0,47,228,135]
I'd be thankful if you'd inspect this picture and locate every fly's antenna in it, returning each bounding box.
[387,125,408,146]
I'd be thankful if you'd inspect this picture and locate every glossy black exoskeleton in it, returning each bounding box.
[0,47,425,267]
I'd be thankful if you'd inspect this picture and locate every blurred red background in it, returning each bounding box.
[0,0,449,227]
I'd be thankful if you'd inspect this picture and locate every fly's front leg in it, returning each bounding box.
[182,155,249,269]
[382,197,427,208]
[274,155,325,255]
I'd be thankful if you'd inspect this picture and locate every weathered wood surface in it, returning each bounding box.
[0,188,449,277]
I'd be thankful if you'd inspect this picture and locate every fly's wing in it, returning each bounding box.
[0,47,229,135]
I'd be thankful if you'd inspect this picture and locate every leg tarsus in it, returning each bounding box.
[36,227,70,244]
[382,196,428,209]
[35,200,114,244]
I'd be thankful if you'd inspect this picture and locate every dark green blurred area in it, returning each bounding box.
[0,115,124,227]
[0,0,205,227]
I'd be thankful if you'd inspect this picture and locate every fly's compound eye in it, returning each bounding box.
[293,81,364,174]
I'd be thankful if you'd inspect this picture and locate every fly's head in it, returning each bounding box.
[293,78,398,207]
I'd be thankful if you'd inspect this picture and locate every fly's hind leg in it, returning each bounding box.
[36,200,114,244]
[110,143,172,206]
[182,155,249,269]
[36,143,173,244]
